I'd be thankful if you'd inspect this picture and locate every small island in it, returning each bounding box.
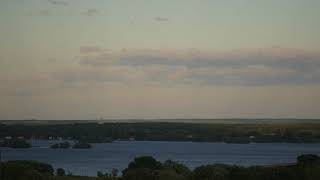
[50,141,71,149]
[72,142,92,149]
[0,138,32,148]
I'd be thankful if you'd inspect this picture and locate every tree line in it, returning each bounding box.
[1,154,320,180]
[1,122,320,143]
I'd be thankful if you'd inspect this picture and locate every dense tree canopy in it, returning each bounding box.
[1,154,320,180]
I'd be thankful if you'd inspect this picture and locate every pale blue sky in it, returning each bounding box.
[0,0,320,119]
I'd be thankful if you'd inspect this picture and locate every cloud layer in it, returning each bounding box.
[4,48,319,98]
[73,48,320,86]
[1,47,320,119]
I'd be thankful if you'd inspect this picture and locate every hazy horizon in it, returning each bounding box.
[1,0,320,120]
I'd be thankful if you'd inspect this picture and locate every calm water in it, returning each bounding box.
[1,140,320,176]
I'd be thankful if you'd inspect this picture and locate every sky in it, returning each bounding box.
[0,0,320,120]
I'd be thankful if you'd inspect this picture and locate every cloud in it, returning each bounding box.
[64,48,320,86]
[80,46,111,54]
[154,16,169,22]
[78,53,118,66]
[2,48,320,119]
[82,8,99,16]
[53,66,146,87]
[48,0,68,6]
[27,10,51,16]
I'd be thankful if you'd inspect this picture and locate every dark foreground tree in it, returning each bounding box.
[57,168,66,176]
[194,165,229,180]
[1,154,320,180]
[0,160,53,180]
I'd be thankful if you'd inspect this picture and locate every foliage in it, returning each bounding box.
[111,168,119,178]
[96,171,105,178]
[57,168,66,176]
[297,154,320,167]
[1,154,320,180]
[194,165,230,180]
[0,160,54,180]
[163,160,192,179]
[127,156,162,170]
[123,168,156,180]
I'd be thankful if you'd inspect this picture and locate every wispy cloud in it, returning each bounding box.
[80,46,111,54]
[82,8,99,16]
[154,16,169,22]
[27,10,51,16]
[48,0,68,6]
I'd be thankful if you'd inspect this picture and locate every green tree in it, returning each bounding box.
[127,156,162,170]
[56,168,66,176]
[1,160,52,180]
[297,154,320,167]
[194,165,230,180]
[163,160,191,179]
[111,168,118,178]
[123,168,155,180]
[262,166,298,180]
[157,169,185,180]
[97,171,104,178]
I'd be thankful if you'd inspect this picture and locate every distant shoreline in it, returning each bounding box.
[2,122,320,143]
[1,118,320,125]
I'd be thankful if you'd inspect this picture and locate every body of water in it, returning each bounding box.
[1,140,320,176]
